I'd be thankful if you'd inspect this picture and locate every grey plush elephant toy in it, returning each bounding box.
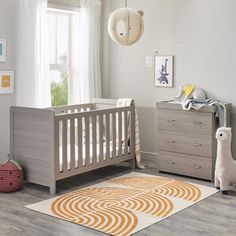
[175,84,207,101]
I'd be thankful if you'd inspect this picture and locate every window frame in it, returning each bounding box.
[47,8,72,73]
[48,1,80,13]
[48,8,75,107]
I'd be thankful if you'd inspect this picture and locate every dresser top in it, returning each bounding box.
[157,100,231,113]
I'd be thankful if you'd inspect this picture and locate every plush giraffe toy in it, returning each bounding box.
[215,127,236,193]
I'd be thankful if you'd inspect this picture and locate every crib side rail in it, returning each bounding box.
[54,105,135,181]
[51,103,95,114]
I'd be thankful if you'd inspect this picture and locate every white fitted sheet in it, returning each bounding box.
[59,142,127,171]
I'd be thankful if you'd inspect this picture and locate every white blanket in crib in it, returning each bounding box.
[117,98,144,169]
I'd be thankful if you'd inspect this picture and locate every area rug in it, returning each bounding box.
[26,172,218,236]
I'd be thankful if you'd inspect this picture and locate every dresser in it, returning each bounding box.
[156,101,231,181]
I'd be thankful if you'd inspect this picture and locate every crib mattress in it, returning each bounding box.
[59,142,125,171]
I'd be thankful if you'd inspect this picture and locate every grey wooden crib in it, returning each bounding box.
[10,99,136,195]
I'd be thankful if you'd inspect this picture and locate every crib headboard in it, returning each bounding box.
[10,106,54,186]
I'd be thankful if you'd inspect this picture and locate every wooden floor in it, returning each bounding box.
[0,165,236,236]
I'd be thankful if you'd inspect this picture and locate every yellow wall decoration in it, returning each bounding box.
[2,75,11,88]
[0,71,14,94]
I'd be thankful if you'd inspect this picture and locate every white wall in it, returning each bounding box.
[0,0,19,161]
[103,0,236,156]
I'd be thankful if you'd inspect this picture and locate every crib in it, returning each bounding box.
[10,99,136,195]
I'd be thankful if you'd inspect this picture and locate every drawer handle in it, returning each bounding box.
[193,121,203,125]
[165,119,176,123]
[167,140,176,144]
[167,161,176,165]
[193,143,202,147]
[192,165,202,169]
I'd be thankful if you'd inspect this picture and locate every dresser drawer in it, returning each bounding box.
[157,130,212,157]
[158,109,212,134]
[158,151,212,180]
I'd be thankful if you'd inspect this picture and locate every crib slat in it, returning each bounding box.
[99,114,104,163]
[124,111,128,155]
[106,113,110,160]
[112,112,116,158]
[70,118,75,170]
[92,115,97,164]
[131,108,135,157]
[118,111,122,156]
[78,117,83,168]
[62,119,68,171]
[54,119,60,174]
[85,116,90,166]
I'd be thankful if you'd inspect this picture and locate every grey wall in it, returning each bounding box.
[102,0,236,158]
[0,0,18,161]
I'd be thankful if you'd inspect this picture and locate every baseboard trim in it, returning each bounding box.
[141,151,157,156]
[141,151,157,163]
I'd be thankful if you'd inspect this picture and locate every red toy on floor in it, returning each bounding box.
[0,160,23,193]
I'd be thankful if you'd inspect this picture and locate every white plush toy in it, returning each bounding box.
[215,127,236,193]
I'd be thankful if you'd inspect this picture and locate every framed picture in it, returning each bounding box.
[0,71,14,94]
[154,55,174,87]
[0,39,6,62]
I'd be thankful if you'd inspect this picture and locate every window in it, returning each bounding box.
[48,9,72,107]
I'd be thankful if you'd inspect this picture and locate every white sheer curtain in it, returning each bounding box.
[16,0,51,108]
[70,0,102,104]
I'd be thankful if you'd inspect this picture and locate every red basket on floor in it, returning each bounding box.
[0,160,23,193]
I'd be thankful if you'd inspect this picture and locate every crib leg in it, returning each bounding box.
[130,158,136,170]
[50,181,56,195]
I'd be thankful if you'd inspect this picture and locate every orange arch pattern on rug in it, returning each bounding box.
[51,176,202,236]
[108,176,202,202]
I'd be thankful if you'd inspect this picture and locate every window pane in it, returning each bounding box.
[50,70,68,107]
[57,13,69,64]
[48,12,56,64]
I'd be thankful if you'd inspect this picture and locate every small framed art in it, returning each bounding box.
[0,71,14,94]
[154,55,173,87]
[0,39,6,62]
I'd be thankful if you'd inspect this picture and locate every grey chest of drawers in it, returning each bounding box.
[156,101,231,181]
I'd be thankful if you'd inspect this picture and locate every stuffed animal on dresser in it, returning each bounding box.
[215,127,236,193]
[175,84,207,101]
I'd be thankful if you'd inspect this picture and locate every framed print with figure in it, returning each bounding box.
[155,55,173,87]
